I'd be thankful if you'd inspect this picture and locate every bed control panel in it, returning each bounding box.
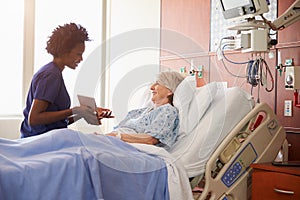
[221,143,257,187]
[218,194,233,200]
[219,137,241,164]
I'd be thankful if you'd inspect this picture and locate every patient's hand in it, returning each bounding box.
[106,132,117,137]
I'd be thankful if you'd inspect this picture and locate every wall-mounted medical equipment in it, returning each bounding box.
[180,59,206,87]
[285,66,300,90]
[219,0,269,20]
[217,0,300,104]
[219,0,300,53]
[285,66,300,109]
[218,48,275,96]
[246,57,274,92]
[272,0,300,30]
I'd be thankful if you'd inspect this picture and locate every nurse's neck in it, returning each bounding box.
[52,58,65,71]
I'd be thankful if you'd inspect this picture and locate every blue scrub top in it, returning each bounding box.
[20,62,71,138]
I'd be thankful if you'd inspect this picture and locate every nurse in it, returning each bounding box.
[20,23,110,138]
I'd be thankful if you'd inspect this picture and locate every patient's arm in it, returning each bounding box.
[106,132,159,145]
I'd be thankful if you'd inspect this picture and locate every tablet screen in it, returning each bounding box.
[77,95,97,110]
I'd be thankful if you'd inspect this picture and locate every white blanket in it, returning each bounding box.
[130,143,194,200]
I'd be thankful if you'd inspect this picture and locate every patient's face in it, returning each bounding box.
[150,82,172,106]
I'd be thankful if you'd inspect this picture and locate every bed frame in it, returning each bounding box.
[196,102,287,200]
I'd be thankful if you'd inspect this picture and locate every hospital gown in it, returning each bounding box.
[115,103,179,149]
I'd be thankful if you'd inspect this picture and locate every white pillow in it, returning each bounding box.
[173,78,218,138]
[184,82,218,133]
[173,77,196,136]
[173,76,196,106]
[183,82,217,133]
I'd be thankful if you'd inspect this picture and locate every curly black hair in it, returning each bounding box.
[46,23,91,57]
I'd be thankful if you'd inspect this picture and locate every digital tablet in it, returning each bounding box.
[77,95,97,110]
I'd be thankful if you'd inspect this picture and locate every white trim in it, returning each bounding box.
[22,0,35,107]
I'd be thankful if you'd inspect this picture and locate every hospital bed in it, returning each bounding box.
[169,77,287,200]
[0,78,286,200]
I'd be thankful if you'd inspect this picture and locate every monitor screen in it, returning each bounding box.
[220,0,269,20]
[222,0,251,11]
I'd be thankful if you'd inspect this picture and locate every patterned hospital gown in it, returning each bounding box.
[114,103,179,149]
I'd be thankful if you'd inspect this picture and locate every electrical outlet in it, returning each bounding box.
[284,100,292,117]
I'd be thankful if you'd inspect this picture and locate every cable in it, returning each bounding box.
[217,38,233,60]
[222,44,249,64]
[221,59,247,78]
[246,57,274,93]
[260,58,274,92]
[260,14,278,31]
[246,59,260,87]
[217,41,249,78]
[219,40,274,94]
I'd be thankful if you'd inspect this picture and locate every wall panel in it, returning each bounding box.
[161,0,300,130]
[161,0,210,57]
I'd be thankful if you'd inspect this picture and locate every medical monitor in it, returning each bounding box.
[220,0,269,20]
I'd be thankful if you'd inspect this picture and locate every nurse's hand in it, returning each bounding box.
[96,107,114,119]
[73,105,100,125]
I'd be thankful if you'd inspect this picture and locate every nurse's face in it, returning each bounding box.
[150,82,173,106]
[63,42,85,70]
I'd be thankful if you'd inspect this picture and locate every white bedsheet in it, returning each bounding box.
[130,143,194,200]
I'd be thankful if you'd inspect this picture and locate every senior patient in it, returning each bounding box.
[105,71,185,149]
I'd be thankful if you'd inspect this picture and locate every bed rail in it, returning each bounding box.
[198,102,286,200]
